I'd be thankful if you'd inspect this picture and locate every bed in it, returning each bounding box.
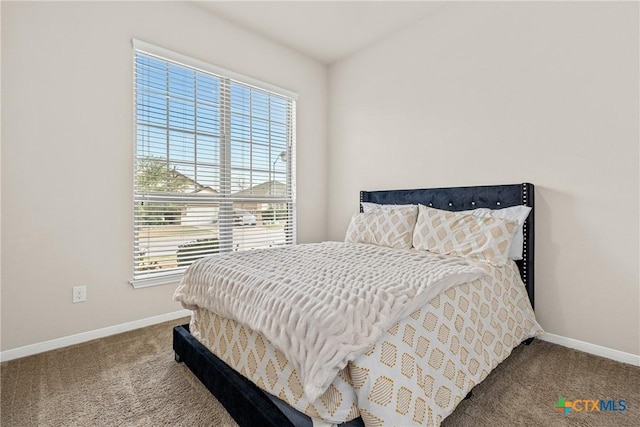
[173,183,541,427]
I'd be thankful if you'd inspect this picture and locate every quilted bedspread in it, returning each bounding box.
[174,242,484,401]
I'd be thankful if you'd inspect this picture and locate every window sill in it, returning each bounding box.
[130,273,183,289]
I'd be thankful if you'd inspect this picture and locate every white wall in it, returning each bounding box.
[3,1,639,360]
[328,2,639,355]
[1,1,327,351]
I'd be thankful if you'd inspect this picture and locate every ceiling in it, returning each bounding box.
[195,1,447,64]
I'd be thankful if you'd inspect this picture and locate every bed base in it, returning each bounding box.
[173,324,295,427]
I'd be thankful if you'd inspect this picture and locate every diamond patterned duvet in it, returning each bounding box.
[189,255,541,426]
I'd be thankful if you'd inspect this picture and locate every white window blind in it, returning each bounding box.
[132,40,297,288]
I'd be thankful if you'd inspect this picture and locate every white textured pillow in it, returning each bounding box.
[345,207,417,249]
[460,205,532,260]
[413,205,518,265]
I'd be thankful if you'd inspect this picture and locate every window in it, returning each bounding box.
[132,40,297,288]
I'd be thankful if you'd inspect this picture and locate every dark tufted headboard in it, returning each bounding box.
[360,183,535,309]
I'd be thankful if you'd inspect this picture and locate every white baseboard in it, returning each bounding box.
[0,309,191,362]
[538,332,640,367]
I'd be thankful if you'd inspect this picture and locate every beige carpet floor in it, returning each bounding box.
[2,318,639,426]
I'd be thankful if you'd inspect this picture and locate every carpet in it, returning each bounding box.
[2,318,639,426]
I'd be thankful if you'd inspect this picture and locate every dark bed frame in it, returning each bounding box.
[173,183,535,427]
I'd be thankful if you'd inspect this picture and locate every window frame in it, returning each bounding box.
[130,39,298,288]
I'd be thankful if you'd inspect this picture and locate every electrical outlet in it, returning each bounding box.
[72,286,87,303]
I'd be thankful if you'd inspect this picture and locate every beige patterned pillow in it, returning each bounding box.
[345,207,417,249]
[412,205,518,265]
